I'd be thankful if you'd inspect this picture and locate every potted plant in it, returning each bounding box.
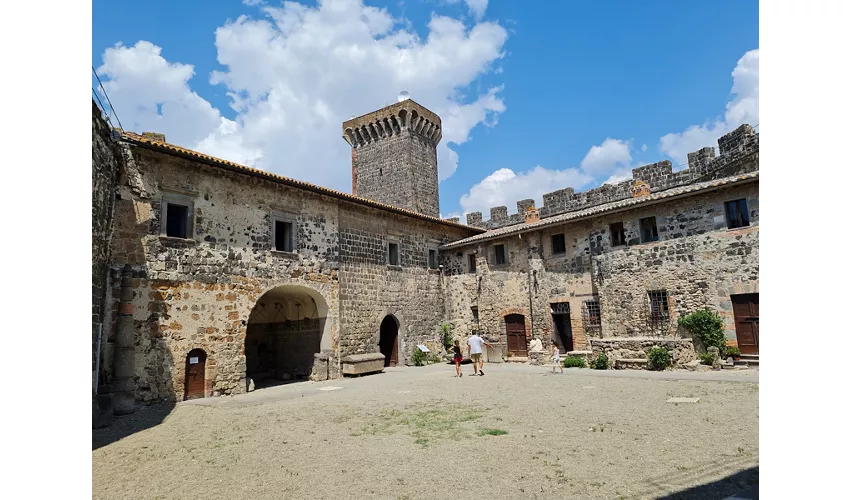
[725,346,741,361]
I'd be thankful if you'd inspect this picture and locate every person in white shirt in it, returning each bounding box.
[466,333,493,376]
[551,343,563,374]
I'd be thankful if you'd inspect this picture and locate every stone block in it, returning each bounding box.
[341,353,386,376]
[483,344,503,363]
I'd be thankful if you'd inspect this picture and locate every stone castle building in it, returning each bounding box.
[92,96,759,405]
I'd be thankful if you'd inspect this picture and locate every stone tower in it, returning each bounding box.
[342,99,442,217]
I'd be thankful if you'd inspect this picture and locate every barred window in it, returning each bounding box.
[647,290,669,326]
[582,299,601,335]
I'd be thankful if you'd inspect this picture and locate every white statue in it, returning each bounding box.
[529,337,544,352]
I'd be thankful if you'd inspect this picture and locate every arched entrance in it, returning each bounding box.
[378,315,399,367]
[184,348,207,400]
[246,285,330,389]
[505,314,528,357]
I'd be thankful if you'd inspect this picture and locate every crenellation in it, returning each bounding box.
[466,212,483,227]
[480,125,758,229]
[490,206,508,222]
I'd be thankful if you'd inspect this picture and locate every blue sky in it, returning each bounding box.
[92,0,758,219]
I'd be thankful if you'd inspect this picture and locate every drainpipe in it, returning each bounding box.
[94,323,103,394]
[524,234,535,352]
[113,264,137,415]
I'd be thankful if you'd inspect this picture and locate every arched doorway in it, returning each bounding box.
[505,314,528,357]
[378,315,399,367]
[184,348,207,400]
[246,285,330,389]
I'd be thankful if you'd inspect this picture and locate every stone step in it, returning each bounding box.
[734,359,759,367]
[739,354,759,360]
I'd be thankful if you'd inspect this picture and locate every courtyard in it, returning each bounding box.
[92,364,758,500]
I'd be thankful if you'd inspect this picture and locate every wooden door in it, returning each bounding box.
[388,333,399,367]
[731,294,759,355]
[184,349,207,400]
[505,314,527,356]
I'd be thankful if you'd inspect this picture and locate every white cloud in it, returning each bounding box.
[579,138,631,176]
[95,0,508,191]
[660,49,759,166]
[641,143,647,152]
[445,0,489,20]
[459,167,593,216]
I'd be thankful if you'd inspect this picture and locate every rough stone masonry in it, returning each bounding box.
[91,96,758,408]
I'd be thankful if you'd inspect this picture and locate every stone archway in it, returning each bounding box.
[245,285,330,389]
[378,315,400,367]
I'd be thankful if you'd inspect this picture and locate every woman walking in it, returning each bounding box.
[451,339,463,377]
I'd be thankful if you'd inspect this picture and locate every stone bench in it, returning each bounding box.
[614,358,649,370]
[341,353,386,376]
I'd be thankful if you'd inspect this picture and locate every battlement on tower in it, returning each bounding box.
[343,99,442,148]
[465,124,759,229]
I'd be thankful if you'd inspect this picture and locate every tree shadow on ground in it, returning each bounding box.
[657,466,758,500]
[92,401,176,451]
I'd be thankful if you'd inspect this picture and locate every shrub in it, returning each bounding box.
[725,346,741,358]
[426,352,442,364]
[589,353,609,370]
[698,352,715,366]
[439,322,454,351]
[411,347,427,366]
[678,309,725,352]
[563,356,587,368]
[647,346,672,371]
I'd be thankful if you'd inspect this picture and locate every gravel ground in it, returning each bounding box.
[93,364,759,500]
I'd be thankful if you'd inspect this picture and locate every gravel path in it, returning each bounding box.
[93,364,758,499]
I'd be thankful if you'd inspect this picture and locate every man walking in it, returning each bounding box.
[467,332,493,376]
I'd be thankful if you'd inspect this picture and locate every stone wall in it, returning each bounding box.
[104,142,475,403]
[92,100,122,389]
[465,124,759,229]
[444,178,759,356]
[337,202,470,365]
[590,339,696,369]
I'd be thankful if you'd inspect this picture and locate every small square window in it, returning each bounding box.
[551,233,566,255]
[165,203,189,239]
[388,242,399,266]
[724,199,750,229]
[274,220,295,252]
[467,254,477,273]
[471,306,479,324]
[639,216,659,243]
[428,249,438,269]
[494,244,507,265]
[610,222,626,247]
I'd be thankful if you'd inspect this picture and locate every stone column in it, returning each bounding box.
[113,265,136,415]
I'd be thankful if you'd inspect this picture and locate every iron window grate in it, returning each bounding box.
[582,298,601,336]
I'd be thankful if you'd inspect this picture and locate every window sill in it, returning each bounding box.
[427,268,441,274]
[387,264,403,271]
[271,250,299,258]
[726,225,752,232]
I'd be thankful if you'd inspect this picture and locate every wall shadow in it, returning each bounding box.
[92,401,176,450]
[656,466,758,500]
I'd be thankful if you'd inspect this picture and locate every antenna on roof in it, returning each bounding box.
[397,90,410,102]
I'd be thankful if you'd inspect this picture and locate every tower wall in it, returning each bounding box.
[343,100,441,217]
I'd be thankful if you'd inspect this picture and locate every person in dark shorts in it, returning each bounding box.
[451,339,463,377]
